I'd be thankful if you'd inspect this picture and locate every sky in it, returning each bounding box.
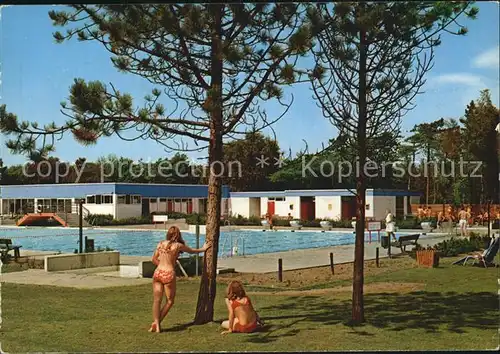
[0,3,499,166]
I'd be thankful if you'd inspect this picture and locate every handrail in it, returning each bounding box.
[71,203,90,218]
[220,230,245,258]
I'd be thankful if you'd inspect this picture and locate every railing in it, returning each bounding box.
[220,221,245,258]
[223,219,233,231]
[71,203,90,218]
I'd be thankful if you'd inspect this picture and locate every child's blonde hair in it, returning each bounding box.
[226,280,246,300]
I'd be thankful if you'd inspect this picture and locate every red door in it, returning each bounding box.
[300,202,308,220]
[300,201,315,221]
[167,200,173,213]
[267,201,275,216]
[187,200,193,214]
[342,200,351,220]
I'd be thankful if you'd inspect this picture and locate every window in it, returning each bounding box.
[159,198,167,202]
[125,195,131,204]
[275,197,285,201]
[132,195,141,204]
[151,198,157,203]
[103,195,113,204]
[117,195,126,204]
[86,195,96,204]
[95,195,102,204]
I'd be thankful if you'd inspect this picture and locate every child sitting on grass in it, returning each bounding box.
[221,280,264,334]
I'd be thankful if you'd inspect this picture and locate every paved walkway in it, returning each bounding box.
[0,232,458,288]
[218,233,449,273]
[1,268,151,288]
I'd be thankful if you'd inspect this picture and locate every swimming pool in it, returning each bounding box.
[0,227,412,257]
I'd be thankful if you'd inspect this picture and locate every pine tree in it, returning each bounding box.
[460,90,500,204]
[0,4,315,324]
[309,1,478,323]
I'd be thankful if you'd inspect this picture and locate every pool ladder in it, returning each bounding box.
[220,220,245,258]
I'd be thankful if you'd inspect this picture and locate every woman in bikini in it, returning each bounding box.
[221,280,263,335]
[149,225,210,333]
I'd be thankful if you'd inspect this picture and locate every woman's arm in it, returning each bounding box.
[152,247,160,266]
[179,242,210,254]
[227,309,235,333]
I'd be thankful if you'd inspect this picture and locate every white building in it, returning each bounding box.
[0,183,230,220]
[229,189,421,221]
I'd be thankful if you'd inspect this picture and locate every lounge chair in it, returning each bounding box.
[452,237,499,268]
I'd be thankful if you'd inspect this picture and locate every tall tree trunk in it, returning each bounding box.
[194,4,223,325]
[426,145,430,206]
[352,27,367,325]
[433,175,437,204]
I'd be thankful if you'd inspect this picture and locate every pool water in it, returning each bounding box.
[0,227,411,257]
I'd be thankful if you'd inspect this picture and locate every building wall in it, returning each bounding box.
[230,197,250,218]
[315,196,342,220]
[192,198,200,214]
[373,196,396,220]
[84,203,115,216]
[0,183,115,199]
[248,198,261,218]
[274,199,289,217]
[365,195,375,219]
[260,197,269,216]
[285,196,300,219]
[115,204,142,219]
[114,183,230,198]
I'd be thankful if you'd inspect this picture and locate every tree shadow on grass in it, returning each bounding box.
[244,291,498,343]
[166,321,196,332]
[243,318,305,344]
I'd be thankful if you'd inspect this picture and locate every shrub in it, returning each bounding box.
[394,218,421,230]
[85,214,113,226]
[85,214,151,226]
[109,216,151,225]
[185,213,207,225]
[228,214,261,226]
[409,233,492,258]
[95,246,114,252]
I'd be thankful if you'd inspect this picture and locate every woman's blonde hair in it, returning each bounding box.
[165,226,185,249]
[226,280,246,300]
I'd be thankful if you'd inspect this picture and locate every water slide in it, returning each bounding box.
[16,213,68,227]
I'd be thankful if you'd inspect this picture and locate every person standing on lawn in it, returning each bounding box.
[149,226,210,333]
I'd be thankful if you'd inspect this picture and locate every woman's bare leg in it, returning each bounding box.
[158,281,176,325]
[221,318,240,330]
[150,281,163,333]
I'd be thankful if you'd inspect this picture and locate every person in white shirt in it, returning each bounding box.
[385,210,397,241]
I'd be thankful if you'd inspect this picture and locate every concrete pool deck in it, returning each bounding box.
[217,233,451,273]
[0,232,454,288]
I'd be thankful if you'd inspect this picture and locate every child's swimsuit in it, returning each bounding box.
[153,242,178,284]
[230,297,259,333]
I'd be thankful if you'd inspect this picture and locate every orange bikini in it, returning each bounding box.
[153,242,177,284]
[230,297,259,333]
[153,268,175,284]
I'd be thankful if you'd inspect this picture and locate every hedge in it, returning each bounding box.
[409,232,493,258]
[85,214,152,226]
[86,211,439,229]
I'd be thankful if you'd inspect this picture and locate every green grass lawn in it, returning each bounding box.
[1,258,498,352]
